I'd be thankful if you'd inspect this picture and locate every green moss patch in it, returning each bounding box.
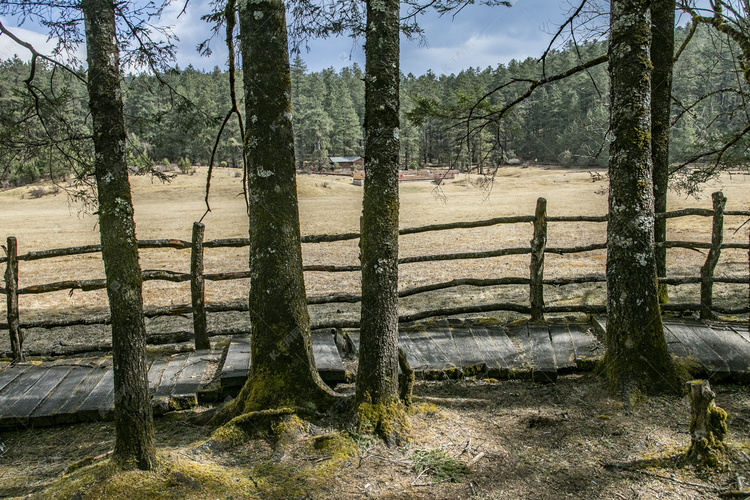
[410,449,470,482]
[33,454,258,500]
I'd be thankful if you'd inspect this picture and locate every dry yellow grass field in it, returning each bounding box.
[0,166,747,338]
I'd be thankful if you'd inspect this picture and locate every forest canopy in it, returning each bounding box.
[0,22,746,189]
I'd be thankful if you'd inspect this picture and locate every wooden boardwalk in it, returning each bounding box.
[1,318,749,429]
[0,349,222,429]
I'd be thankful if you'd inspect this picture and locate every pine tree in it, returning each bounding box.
[211,0,339,427]
[355,0,410,445]
[604,0,684,405]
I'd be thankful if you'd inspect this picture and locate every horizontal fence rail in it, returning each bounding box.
[2,192,750,360]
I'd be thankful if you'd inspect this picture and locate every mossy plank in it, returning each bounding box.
[506,326,534,365]
[76,365,115,420]
[664,321,730,375]
[346,331,361,351]
[0,365,52,419]
[549,325,576,370]
[401,329,452,371]
[55,358,111,420]
[568,325,601,362]
[429,327,462,368]
[220,336,252,388]
[0,363,30,394]
[312,333,345,382]
[591,315,607,337]
[312,333,344,372]
[468,325,525,376]
[1,366,71,422]
[153,354,190,414]
[170,350,217,409]
[699,323,750,374]
[727,324,750,345]
[396,331,429,372]
[147,357,169,395]
[528,325,558,383]
[662,320,690,358]
[30,364,98,424]
[449,327,485,368]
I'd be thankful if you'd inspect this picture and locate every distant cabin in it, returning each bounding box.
[329,156,364,169]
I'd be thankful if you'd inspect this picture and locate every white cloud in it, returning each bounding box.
[158,0,227,71]
[0,17,86,67]
[0,19,59,61]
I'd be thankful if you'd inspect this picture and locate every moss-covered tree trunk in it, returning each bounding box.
[82,0,155,470]
[604,0,683,405]
[354,0,407,442]
[651,0,675,304]
[221,0,336,417]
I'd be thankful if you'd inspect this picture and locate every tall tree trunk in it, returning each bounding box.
[215,0,336,419]
[651,0,675,303]
[82,0,154,470]
[604,0,683,405]
[355,0,408,444]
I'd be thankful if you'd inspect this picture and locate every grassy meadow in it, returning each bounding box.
[0,165,747,342]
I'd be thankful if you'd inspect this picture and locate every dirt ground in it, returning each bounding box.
[2,372,750,499]
[0,166,748,355]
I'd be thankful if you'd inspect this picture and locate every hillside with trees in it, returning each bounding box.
[0,23,747,188]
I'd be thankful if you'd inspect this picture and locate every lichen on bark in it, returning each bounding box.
[354,0,409,444]
[604,0,685,405]
[651,0,675,304]
[212,0,343,431]
[82,0,154,471]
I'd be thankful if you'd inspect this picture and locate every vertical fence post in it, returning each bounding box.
[191,222,210,349]
[700,191,726,321]
[5,236,23,362]
[530,197,547,323]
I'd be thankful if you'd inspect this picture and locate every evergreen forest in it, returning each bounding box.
[0,23,747,189]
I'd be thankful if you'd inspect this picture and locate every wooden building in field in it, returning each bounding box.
[329,156,364,169]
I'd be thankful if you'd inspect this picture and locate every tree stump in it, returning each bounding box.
[687,380,727,467]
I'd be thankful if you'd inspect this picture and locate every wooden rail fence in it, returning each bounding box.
[2,191,749,361]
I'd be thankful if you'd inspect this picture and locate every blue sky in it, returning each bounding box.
[0,0,579,76]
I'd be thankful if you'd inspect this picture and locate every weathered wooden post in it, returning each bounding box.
[191,222,210,349]
[5,236,23,362]
[398,348,414,407]
[686,379,727,466]
[700,191,726,320]
[529,197,547,322]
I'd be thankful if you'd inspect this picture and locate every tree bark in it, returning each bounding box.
[651,0,675,304]
[354,0,409,445]
[82,0,154,470]
[356,0,401,407]
[604,0,683,405]
[215,0,337,420]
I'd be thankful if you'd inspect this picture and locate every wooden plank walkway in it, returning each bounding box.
[0,349,220,428]
[2,317,749,429]
[593,316,750,380]
[219,333,346,391]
